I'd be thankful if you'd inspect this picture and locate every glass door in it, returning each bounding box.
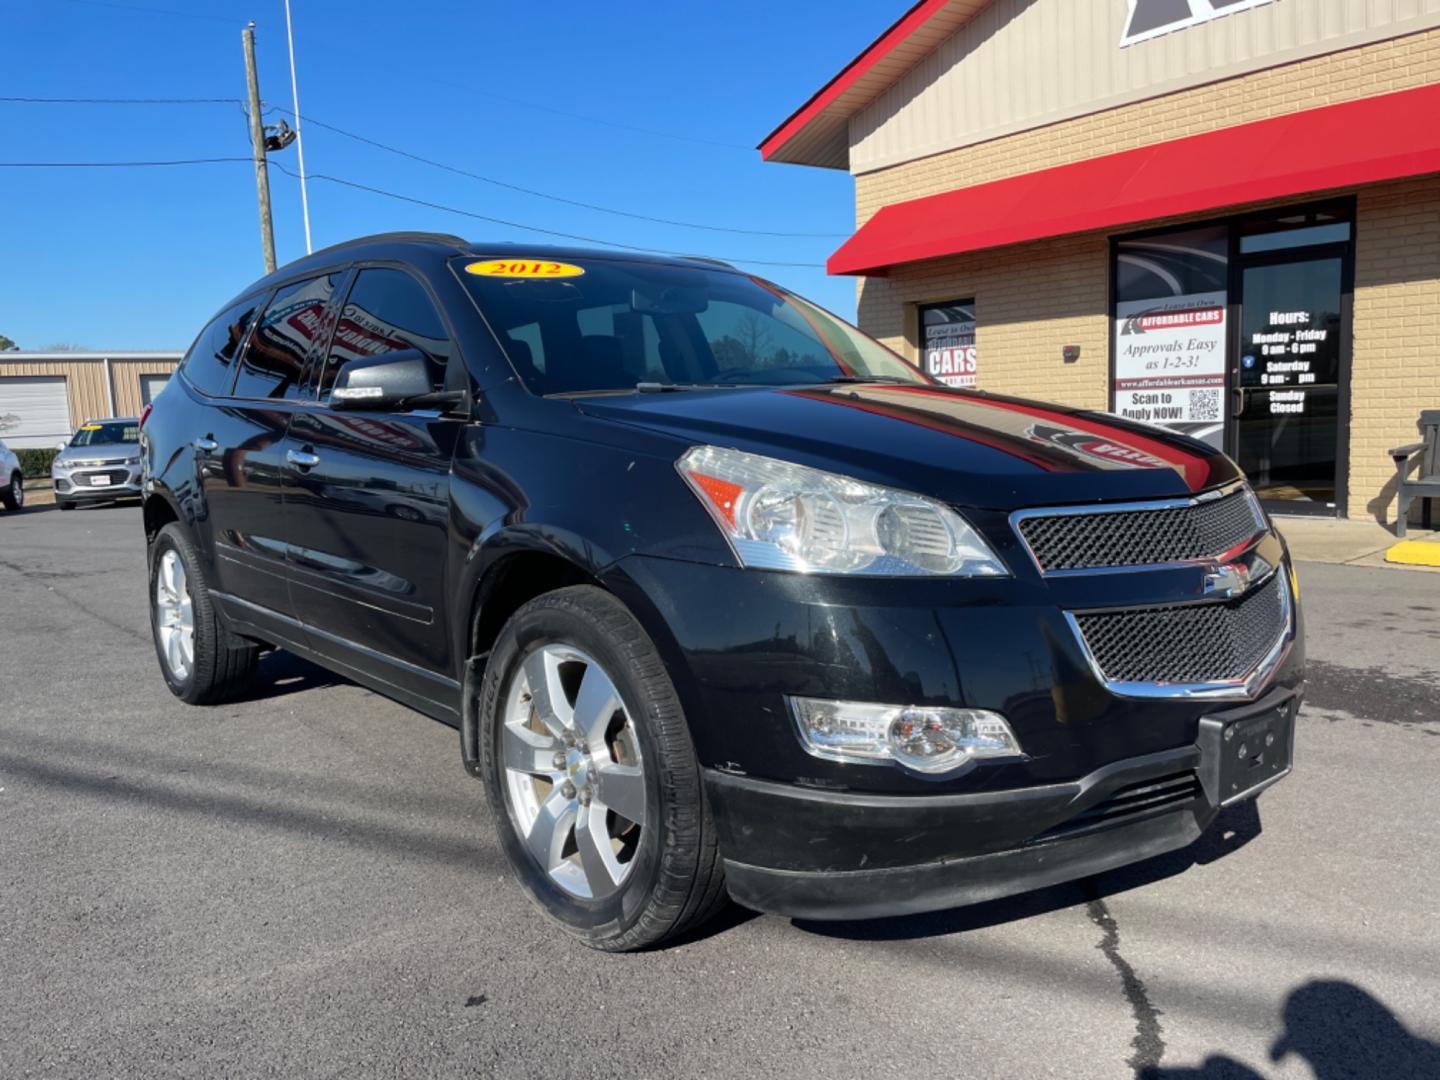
[1232,248,1350,515]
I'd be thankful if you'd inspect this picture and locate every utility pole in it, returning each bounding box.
[242,21,277,274]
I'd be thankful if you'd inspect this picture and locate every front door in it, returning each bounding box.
[1232,235,1351,516]
[281,266,467,707]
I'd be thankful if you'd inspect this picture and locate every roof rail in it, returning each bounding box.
[303,231,469,261]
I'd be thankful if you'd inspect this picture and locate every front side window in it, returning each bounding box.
[234,274,339,399]
[318,268,453,401]
[69,420,139,446]
[183,296,262,396]
[454,256,929,396]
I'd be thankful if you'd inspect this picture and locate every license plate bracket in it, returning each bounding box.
[1198,697,1295,807]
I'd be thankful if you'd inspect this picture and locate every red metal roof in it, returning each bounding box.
[829,83,1440,275]
[758,0,987,170]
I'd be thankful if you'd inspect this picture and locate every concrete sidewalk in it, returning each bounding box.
[1275,514,1440,571]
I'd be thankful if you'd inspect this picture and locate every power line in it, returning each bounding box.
[52,0,240,24]
[0,157,252,167]
[0,95,243,105]
[269,162,826,270]
[2,93,843,239]
[417,74,751,152]
[270,106,845,239]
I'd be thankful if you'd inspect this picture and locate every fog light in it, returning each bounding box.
[789,697,1022,775]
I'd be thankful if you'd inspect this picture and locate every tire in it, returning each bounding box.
[148,522,259,705]
[57,497,75,511]
[1,472,23,512]
[478,585,728,951]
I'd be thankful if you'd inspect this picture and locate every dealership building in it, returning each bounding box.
[0,352,180,448]
[762,0,1439,523]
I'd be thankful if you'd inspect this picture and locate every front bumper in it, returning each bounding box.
[54,464,142,500]
[709,688,1298,920]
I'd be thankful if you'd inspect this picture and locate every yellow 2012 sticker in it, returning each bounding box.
[465,259,585,279]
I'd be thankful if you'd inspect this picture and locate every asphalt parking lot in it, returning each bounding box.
[3,502,1439,1079]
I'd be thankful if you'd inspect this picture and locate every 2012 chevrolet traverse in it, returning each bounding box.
[141,233,1302,950]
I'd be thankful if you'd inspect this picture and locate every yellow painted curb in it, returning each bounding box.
[1385,540,1440,567]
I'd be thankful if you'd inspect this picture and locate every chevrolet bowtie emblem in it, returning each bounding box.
[1203,562,1253,600]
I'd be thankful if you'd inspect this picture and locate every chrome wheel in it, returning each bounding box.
[154,549,195,682]
[502,643,647,900]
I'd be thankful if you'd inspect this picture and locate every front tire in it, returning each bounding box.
[478,585,728,951]
[149,523,258,704]
[1,473,23,512]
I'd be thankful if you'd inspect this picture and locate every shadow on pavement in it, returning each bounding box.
[1144,979,1440,1080]
[236,648,346,703]
[791,799,1264,943]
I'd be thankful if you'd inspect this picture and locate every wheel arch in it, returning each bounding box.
[455,527,695,778]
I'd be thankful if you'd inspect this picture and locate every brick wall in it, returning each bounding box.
[1351,176,1440,524]
[849,31,1440,523]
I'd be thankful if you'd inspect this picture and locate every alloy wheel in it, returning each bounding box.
[501,643,647,900]
[155,549,195,682]
[11,477,22,509]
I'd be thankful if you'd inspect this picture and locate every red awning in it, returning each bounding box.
[829,83,1440,276]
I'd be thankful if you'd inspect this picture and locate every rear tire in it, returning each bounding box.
[149,522,258,705]
[478,585,728,951]
[1,473,23,512]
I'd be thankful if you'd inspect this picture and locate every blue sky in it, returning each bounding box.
[3,0,885,351]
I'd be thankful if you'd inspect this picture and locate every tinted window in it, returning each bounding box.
[233,274,338,399]
[454,257,926,395]
[319,268,453,400]
[183,296,262,396]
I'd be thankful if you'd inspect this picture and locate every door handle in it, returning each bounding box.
[193,436,218,452]
[1230,387,1247,419]
[287,448,321,469]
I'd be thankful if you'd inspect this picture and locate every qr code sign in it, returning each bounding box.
[1189,389,1221,421]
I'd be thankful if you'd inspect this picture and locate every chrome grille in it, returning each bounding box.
[1016,487,1264,573]
[1073,572,1287,686]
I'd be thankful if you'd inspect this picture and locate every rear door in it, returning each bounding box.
[281,265,468,705]
[196,274,342,620]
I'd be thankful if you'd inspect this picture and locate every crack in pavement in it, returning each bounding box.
[1085,884,1165,1076]
[0,555,150,645]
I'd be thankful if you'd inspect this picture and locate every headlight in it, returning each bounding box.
[790,698,1022,775]
[677,445,1006,577]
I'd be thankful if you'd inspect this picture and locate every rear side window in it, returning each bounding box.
[318,268,453,400]
[183,296,262,396]
[233,274,338,399]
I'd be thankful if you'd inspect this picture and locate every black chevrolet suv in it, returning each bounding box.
[142,233,1302,950]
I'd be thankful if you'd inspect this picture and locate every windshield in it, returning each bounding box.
[454,256,933,395]
[69,421,139,447]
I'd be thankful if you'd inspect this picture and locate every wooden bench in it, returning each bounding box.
[1389,410,1440,536]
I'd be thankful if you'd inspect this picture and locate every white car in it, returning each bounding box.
[1,438,23,512]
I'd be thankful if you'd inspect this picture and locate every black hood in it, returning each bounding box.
[577,383,1239,509]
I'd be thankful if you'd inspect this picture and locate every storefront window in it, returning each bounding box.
[919,300,977,388]
[1111,225,1230,449]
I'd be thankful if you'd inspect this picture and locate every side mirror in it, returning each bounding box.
[330,349,462,412]
[56,440,69,451]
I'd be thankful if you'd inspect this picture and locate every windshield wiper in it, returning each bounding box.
[822,375,915,385]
